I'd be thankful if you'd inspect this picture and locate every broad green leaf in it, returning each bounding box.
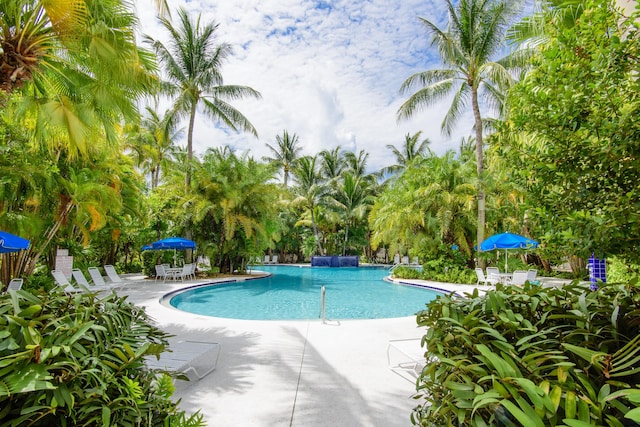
[563,420,597,427]
[501,400,542,427]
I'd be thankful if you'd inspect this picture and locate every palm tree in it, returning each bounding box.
[127,107,182,190]
[263,130,302,188]
[291,156,328,255]
[147,7,262,189]
[382,131,432,176]
[189,147,278,272]
[318,147,345,183]
[397,0,523,262]
[328,172,374,255]
[370,150,476,264]
[1,0,156,155]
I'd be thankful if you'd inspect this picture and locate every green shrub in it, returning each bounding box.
[392,263,476,284]
[412,280,640,426]
[0,288,205,426]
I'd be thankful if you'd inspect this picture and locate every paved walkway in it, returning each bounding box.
[115,272,571,427]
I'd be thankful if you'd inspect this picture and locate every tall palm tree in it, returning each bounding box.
[382,131,432,176]
[147,7,262,189]
[263,130,302,188]
[329,172,374,255]
[397,0,523,262]
[291,156,328,255]
[318,147,345,183]
[127,107,182,189]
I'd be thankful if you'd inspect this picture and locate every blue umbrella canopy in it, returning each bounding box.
[142,237,196,251]
[0,230,30,253]
[480,232,538,272]
[480,232,538,251]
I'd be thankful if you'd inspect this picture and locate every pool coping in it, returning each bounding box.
[156,268,461,320]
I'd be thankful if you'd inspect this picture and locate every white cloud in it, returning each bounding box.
[135,0,480,172]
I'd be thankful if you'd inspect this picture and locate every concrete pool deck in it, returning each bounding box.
[115,271,570,426]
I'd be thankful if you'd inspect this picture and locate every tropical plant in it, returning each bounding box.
[504,0,640,264]
[370,150,476,265]
[0,288,205,426]
[146,7,261,189]
[318,146,345,183]
[263,130,303,188]
[0,0,157,156]
[412,280,640,426]
[397,0,525,262]
[381,131,432,177]
[0,111,145,282]
[327,172,374,255]
[127,107,182,190]
[291,155,329,255]
[189,147,279,272]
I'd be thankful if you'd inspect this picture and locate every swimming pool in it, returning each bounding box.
[168,265,442,320]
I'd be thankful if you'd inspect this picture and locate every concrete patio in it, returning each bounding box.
[116,274,429,427]
[115,272,571,426]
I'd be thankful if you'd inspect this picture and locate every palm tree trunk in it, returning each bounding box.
[310,208,324,255]
[471,86,486,269]
[184,102,197,263]
[186,102,197,189]
[343,222,349,256]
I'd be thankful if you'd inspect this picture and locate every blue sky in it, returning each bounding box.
[134,0,480,172]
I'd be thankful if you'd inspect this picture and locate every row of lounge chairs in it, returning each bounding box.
[262,254,279,264]
[392,254,421,267]
[51,265,125,293]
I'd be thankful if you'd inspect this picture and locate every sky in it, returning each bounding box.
[133,0,480,174]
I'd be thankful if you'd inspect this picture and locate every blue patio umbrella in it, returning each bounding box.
[148,237,196,250]
[142,237,196,265]
[0,230,30,253]
[480,232,538,272]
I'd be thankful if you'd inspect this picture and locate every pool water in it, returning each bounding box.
[169,265,441,320]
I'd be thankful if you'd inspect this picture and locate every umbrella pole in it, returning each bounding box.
[505,250,508,273]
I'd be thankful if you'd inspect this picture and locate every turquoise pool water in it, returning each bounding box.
[169,265,441,320]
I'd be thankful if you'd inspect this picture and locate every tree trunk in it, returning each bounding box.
[184,102,197,263]
[185,102,197,189]
[343,222,349,256]
[471,85,486,269]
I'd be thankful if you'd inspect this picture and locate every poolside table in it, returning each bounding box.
[498,273,512,284]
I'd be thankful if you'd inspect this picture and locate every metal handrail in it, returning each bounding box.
[319,285,326,324]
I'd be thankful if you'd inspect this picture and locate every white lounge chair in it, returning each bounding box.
[88,267,125,289]
[410,256,421,266]
[393,254,400,265]
[387,338,426,382]
[71,268,92,288]
[88,267,108,286]
[5,278,23,292]
[51,270,81,294]
[475,268,499,286]
[271,255,279,264]
[401,256,410,265]
[104,265,125,285]
[145,340,221,381]
[527,269,540,285]
[263,255,270,264]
